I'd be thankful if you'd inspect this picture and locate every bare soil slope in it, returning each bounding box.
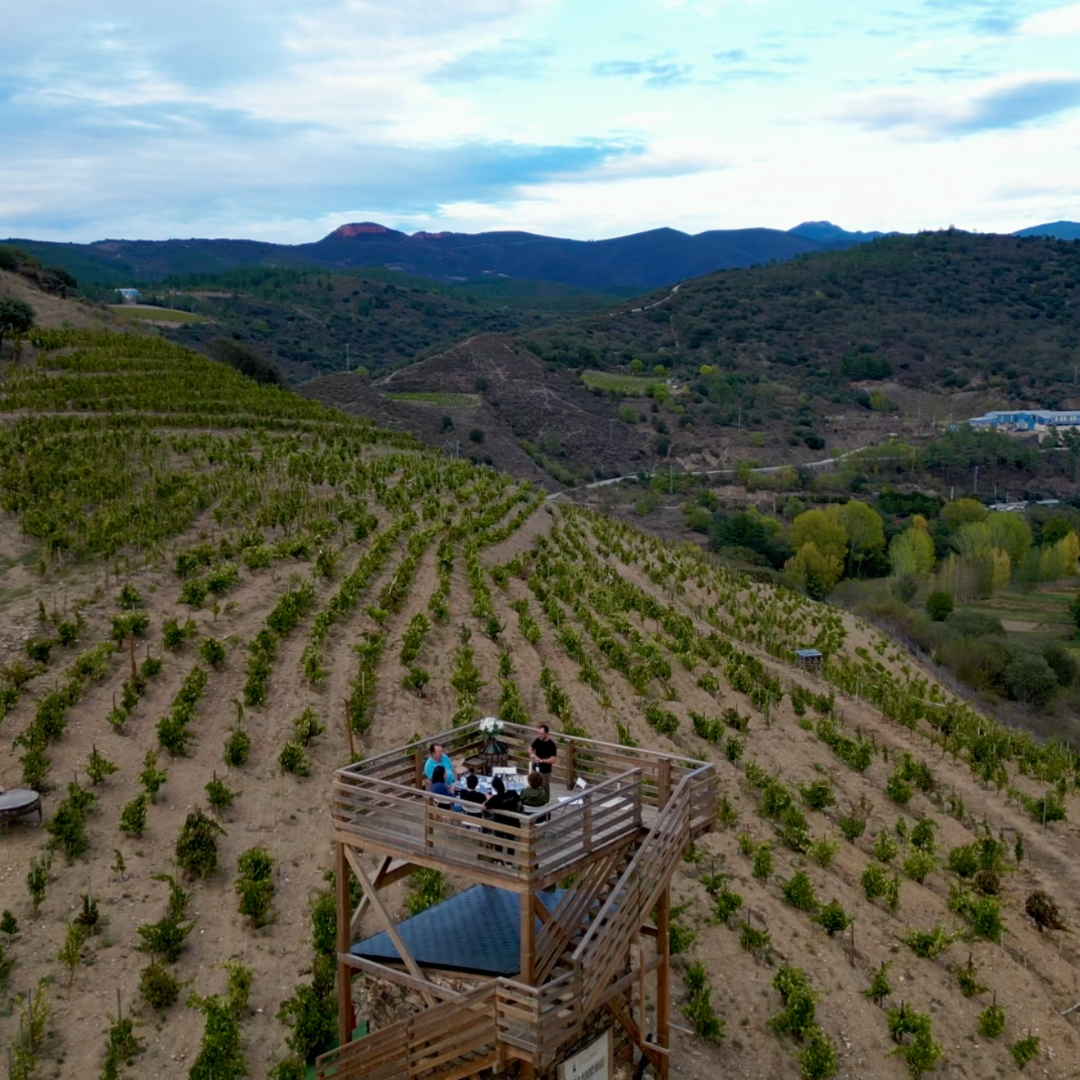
[0,291,1078,1080]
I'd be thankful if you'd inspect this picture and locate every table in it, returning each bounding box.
[0,789,42,825]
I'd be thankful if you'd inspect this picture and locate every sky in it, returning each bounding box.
[1,0,1079,243]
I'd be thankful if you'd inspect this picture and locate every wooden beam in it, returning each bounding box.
[531,894,551,926]
[335,841,353,1049]
[608,997,666,1071]
[343,847,439,1008]
[520,891,535,985]
[337,953,466,1002]
[656,885,671,1080]
[350,858,420,934]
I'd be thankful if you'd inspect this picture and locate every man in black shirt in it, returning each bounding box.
[458,772,486,805]
[530,724,558,792]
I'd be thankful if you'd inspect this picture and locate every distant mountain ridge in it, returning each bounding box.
[1013,221,1080,240]
[5,218,1077,291]
[2,221,868,291]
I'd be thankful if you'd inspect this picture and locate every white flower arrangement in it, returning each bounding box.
[479,716,504,736]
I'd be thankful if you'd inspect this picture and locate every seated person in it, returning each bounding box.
[484,776,522,849]
[458,772,486,806]
[484,775,522,817]
[423,743,456,787]
[429,765,458,812]
[520,771,550,807]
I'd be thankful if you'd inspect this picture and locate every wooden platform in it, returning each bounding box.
[321,722,718,1080]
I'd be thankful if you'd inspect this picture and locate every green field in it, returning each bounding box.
[109,304,208,323]
[385,391,480,407]
[957,584,1076,635]
[579,370,666,395]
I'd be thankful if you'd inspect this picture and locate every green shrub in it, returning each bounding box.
[223,727,251,768]
[873,830,899,863]
[45,781,97,862]
[862,960,893,1005]
[205,776,236,812]
[752,843,772,880]
[198,637,227,669]
[799,780,835,811]
[837,810,866,842]
[140,750,167,798]
[815,900,850,936]
[808,834,839,867]
[977,1002,1006,1038]
[947,843,979,878]
[85,744,119,785]
[910,818,937,852]
[903,849,937,884]
[175,810,224,879]
[1010,1035,1040,1070]
[162,617,197,651]
[902,924,956,959]
[739,922,771,959]
[278,740,310,776]
[925,591,953,621]
[119,794,148,837]
[956,955,988,998]
[140,960,181,1009]
[781,871,818,911]
[682,961,725,1042]
[406,869,444,917]
[768,966,817,1039]
[101,1003,144,1079]
[799,1025,838,1080]
[235,848,275,927]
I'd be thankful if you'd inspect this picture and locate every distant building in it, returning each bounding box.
[966,410,1080,435]
[115,288,140,303]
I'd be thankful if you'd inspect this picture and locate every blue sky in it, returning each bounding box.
[1,0,1079,242]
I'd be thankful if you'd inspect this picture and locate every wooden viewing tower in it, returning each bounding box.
[317,720,718,1079]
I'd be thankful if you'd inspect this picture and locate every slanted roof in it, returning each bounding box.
[351,884,566,978]
[795,649,823,659]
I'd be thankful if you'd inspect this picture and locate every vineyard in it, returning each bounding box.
[1,328,1079,1079]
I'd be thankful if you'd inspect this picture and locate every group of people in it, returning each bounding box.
[422,723,559,816]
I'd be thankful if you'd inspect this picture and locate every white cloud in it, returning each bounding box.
[1020,2,1080,36]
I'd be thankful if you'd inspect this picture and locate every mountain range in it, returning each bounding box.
[4,224,824,291]
[6,219,1077,292]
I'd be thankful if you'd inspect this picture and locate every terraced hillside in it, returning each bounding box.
[1,328,1079,1080]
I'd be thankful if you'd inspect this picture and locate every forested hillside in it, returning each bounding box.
[520,231,1080,408]
[0,308,1078,1080]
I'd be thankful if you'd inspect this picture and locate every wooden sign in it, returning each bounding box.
[559,1029,612,1080]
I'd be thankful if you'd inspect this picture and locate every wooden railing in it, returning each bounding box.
[316,972,584,1078]
[495,970,583,1066]
[337,722,707,812]
[316,984,498,1080]
[572,778,695,1012]
[331,767,644,885]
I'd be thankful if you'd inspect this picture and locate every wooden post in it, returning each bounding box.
[520,890,536,1080]
[656,885,671,1080]
[343,700,355,760]
[414,745,425,789]
[658,757,672,810]
[128,634,136,681]
[565,741,576,792]
[336,841,353,1049]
